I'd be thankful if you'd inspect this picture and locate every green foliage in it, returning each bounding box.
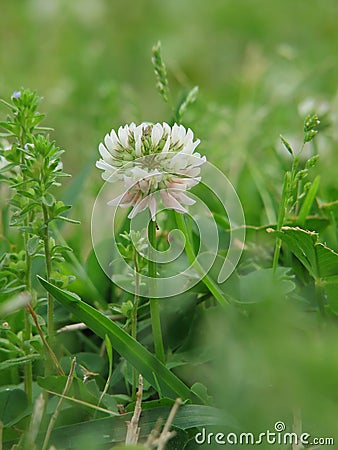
[1,6,338,447]
[38,276,203,404]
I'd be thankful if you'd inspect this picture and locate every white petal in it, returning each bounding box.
[162,134,171,153]
[148,195,158,221]
[95,159,115,171]
[118,125,129,148]
[134,124,144,142]
[110,129,119,147]
[182,138,200,155]
[104,134,115,153]
[135,137,142,157]
[162,122,171,135]
[129,122,136,132]
[184,128,194,144]
[99,142,113,163]
[151,123,163,147]
[171,123,180,143]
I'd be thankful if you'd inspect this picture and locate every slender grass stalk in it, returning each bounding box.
[272,172,290,273]
[27,304,64,376]
[132,252,140,398]
[148,219,165,363]
[42,357,76,450]
[41,203,53,341]
[21,154,33,403]
[175,212,231,307]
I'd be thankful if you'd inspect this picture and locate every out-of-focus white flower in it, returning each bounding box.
[96,123,206,220]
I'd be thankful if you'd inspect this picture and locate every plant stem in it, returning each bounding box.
[148,219,165,363]
[42,357,76,450]
[272,172,290,273]
[42,203,53,341]
[132,252,140,399]
[175,212,230,307]
[22,177,32,403]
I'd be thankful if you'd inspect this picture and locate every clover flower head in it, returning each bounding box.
[96,122,206,220]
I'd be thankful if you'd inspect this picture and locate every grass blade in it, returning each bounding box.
[37,276,202,404]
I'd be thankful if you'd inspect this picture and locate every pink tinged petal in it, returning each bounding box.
[108,191,140,208]
[160,191,188,213]
[151,123,163,147]
[171,191,196,206]
[108,192,131,207]
[128,197,149,219]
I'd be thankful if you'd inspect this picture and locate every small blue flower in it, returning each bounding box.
[11,90,21,99]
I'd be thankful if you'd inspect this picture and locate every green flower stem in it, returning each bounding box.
[132,252,140,399]
[42,203,53,342]
[21,155,32,403]
[175,212,230,308]
[148,219,165,363]
[272,172,290,273]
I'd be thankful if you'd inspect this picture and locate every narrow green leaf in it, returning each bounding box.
[105,334,113,379]
[54,216,80,224]
[298,175,320,226]
[0,354,41,371]
[45,404,227,448]
[37,276,202,404]
[280,135,294,155]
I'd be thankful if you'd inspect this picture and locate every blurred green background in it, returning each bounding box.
[2,2,338,444]
[2,0,338,184]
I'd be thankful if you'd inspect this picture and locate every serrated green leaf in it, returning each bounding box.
[269,227,338,279]
[37,276,202,404]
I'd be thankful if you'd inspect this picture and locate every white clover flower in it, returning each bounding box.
[96,122,206,220]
